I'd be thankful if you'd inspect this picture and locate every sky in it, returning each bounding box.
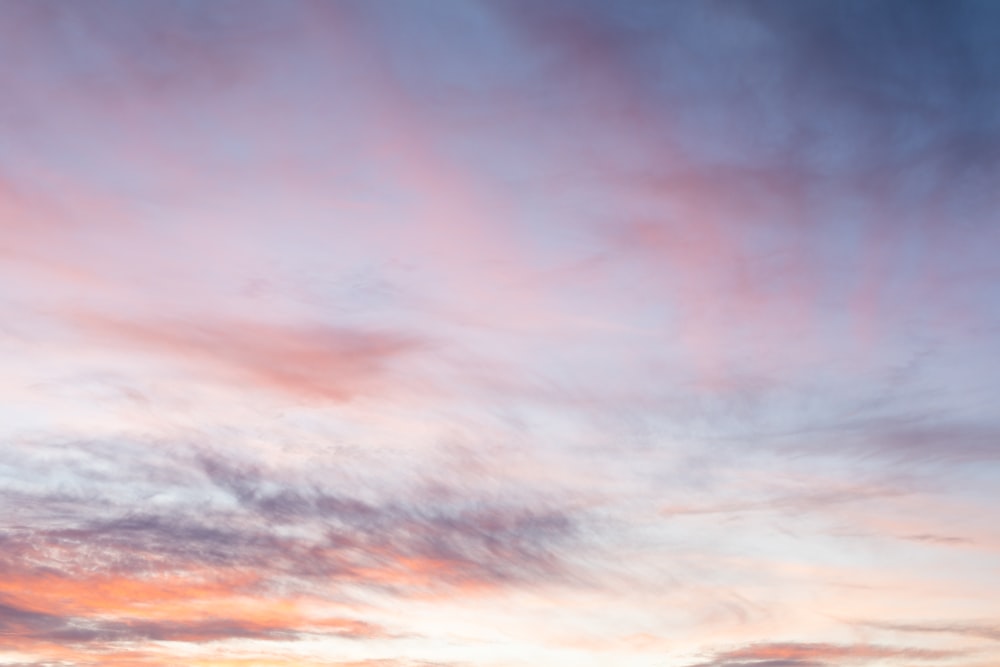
[1,1,1000,666]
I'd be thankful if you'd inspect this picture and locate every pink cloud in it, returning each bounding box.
[71,314,426,403]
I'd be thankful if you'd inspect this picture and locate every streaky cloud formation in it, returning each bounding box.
[683,641,964,667]
[1,1,1000,665]
[856,620,1000,642]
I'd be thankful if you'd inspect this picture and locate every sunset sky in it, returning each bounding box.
[2,1,1000,666]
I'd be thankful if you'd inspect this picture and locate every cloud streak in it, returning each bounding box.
[685,641,964,667]
[73,314,427,403]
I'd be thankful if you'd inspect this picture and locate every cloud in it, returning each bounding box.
[73,314,426,402]
[0,597,340,644]
[660,482,907,520]
[864,421,1000,464]
[0,423,587,667]
[762,415,1000,468]
[858,620,1000,642]
[900,534,973,546]
[685,641,964,667]
[0,437,583,619]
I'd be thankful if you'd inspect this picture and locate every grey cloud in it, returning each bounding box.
[900,533,972,545]
[860,619,1000,641]
[683,640,964,667]
[0,441,583,596]
[690,662,824,667]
